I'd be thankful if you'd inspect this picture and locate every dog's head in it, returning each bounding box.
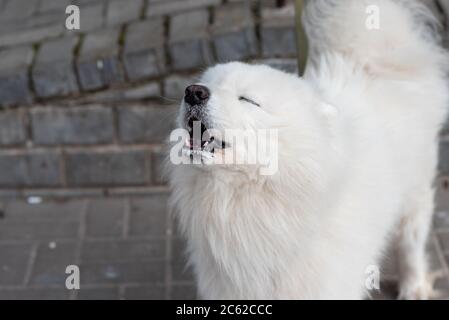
[173,62,338,177]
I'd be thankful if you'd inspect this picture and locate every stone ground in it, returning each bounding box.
[0,0,449,301]
[0,181,447,300]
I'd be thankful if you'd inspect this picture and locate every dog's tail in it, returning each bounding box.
[303,0,448,77]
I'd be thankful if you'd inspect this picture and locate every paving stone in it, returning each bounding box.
[0,220,80,241]
[77,82,161,103]
[0,110,26,146]
[82,239,166,262]
[0,0,39,22]
[0,243,33,286]
[30,241,78,286]
[151,148,168,185]
[0,11,64,33]
[128,195,168,237]
[146,0,220,17]
[32,36,79,98]
[169,10,213,71]
[172,237,195,282]
[77,287,120,300]
[170,284,197,300]
[5,199,84,221]
[163,74,198,100]
[65,149,148,187]
[38,0,71,13]
[261,4,297,57]
[0,23,64,47]
[123,284,166,299]
[30,106,114,145]
[118,104,177,144]
[80,260,165,285]
[106,0,143,26]
[0,46,34,106]
[439,140,449,175]
[75,2,105,33]
[211,3,257,62]
[77,28,123,91]
[0,151,61,187]
[85,198,126,238]
[0,288,70,300]
[123,19,165,81]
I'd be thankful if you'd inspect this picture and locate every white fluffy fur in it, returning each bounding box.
[168,0,449,299]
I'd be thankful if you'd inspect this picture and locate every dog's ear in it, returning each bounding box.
[320,102,339,120]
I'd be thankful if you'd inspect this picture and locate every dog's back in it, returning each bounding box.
[304,0,449,299]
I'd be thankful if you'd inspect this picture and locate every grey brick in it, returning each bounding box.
[32,37,79,98]
[65,149,148,186]
[0,23,64,47]
[170,284,197,300]
[38,0,71,13]
[0,220,80,241]
[77,28,123,91]
[5,199,84,221]
[0,288,70,300]
[124,284,166,299]
[77,3,105,33]
[30,106,114,145]
[261,5,297,57]
[0,151,61,187]
[30,241,78,286]
[146,0,220,17]
[439,141,449,175]
[129,195,168,237]
[0,0,39,21]
[0,110,26,146]
[77,82,161,103]
[77,287,119,300]
[172,237,195,282]
[151,149,168,185]
[106,0,143,26]
[81,239,166,262]
[123,19,165,81]
[164,74,198,100]
[211,3,257,62]
[0,46,34,106]
[118,105,176,144]
[1,11,64,33]
[169,10,213,71]
[0,243,33,286]
[80,260,165,285]
[85,198,126,238]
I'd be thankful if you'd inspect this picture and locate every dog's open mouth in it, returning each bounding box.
[183,118,229,159]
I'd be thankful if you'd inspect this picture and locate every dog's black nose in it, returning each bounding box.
[185,85,210,106]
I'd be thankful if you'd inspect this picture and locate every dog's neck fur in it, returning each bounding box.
[170,153,341,298]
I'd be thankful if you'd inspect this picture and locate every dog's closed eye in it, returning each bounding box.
[239,96,260,107]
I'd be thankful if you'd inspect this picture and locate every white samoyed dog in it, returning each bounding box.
[168,0,449,299]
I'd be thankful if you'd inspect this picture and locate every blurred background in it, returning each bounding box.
[0,0,448,300]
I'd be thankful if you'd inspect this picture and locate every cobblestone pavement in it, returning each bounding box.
[0,180,447,300]
[0,0,449,300]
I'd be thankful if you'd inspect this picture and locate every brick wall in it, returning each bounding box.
[0,0,299,197]
[0,0,448,197]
